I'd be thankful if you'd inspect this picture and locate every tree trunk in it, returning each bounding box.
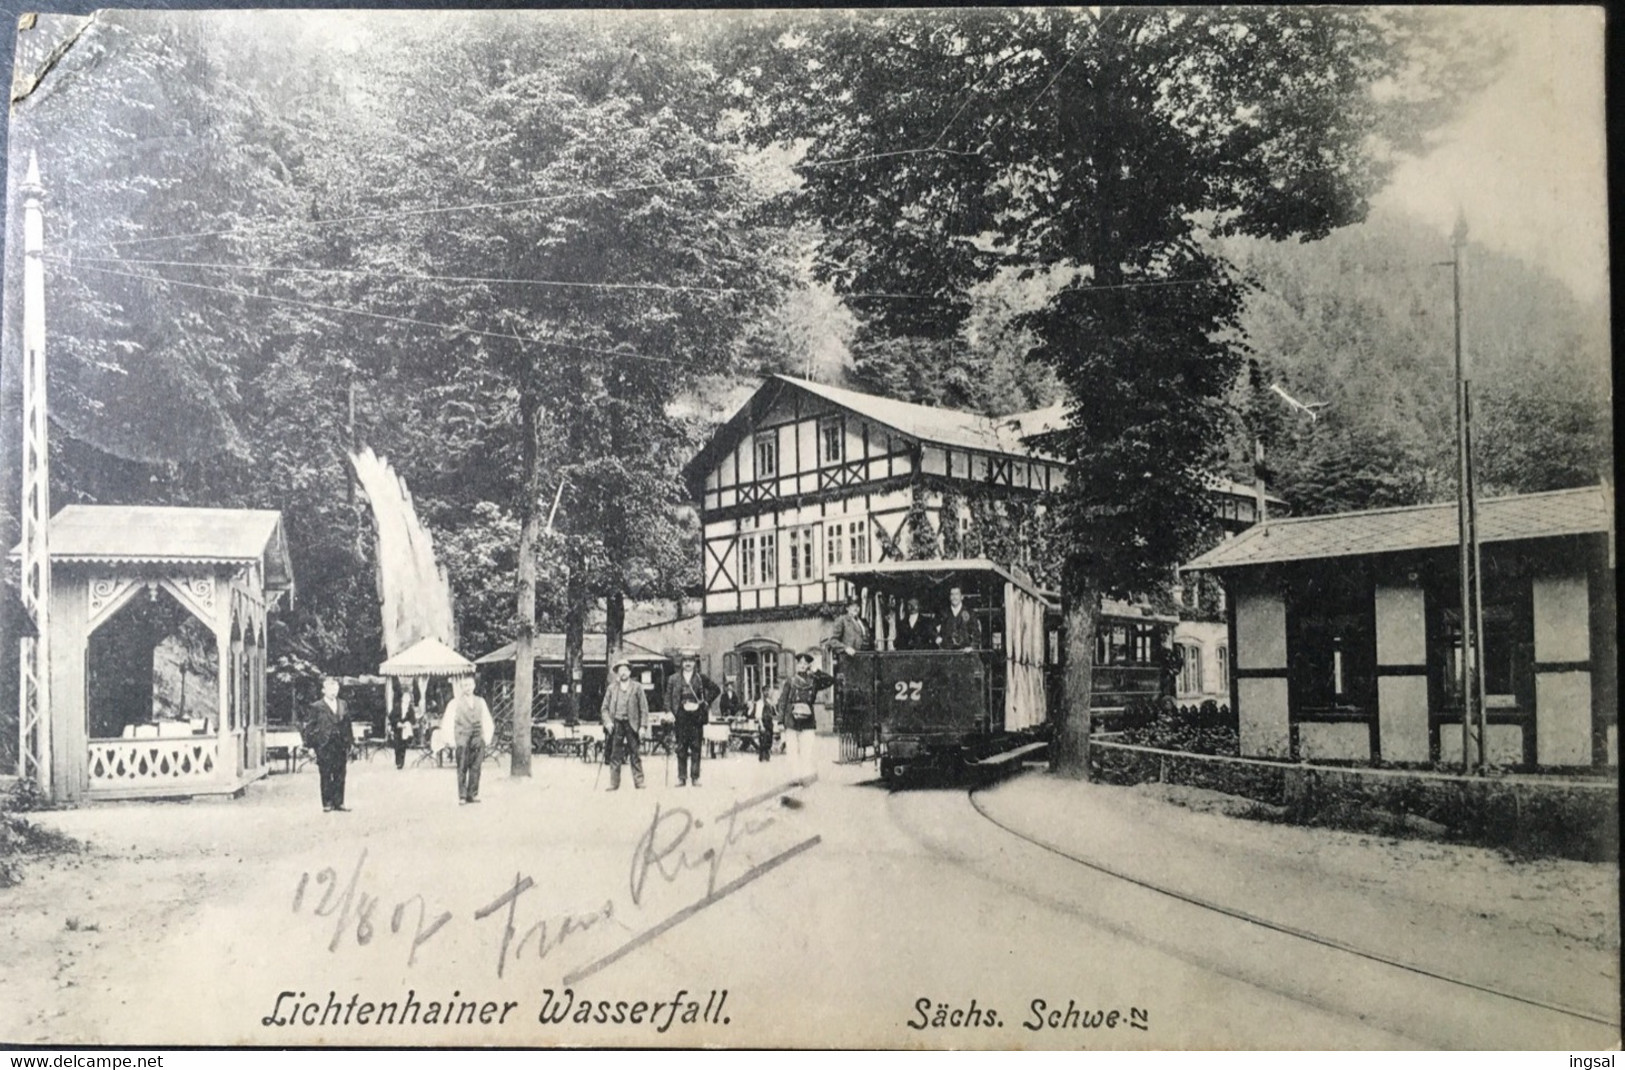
[563,581,585,726]
[604,589,625,669]
[1051,583,1100,779]
[510,395,540,778]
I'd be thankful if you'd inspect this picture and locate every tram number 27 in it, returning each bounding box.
[893,680,924,701]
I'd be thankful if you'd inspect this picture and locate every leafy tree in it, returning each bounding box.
[723,7,1497,774]
[283,15,792,765]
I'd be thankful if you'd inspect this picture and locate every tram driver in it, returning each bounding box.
[936,584,982,651]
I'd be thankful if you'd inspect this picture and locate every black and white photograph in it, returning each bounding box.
[0,6,1614,1051]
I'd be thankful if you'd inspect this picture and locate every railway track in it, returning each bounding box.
[880,772,1619,1046]
[962,782,1619,1031]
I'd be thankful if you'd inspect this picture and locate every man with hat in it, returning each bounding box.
[600,654,648,790]
[664,649,719,787]
[829,594,871,656]
[777,649,835,775]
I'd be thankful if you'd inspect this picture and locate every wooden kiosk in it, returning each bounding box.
[17,505,294,802]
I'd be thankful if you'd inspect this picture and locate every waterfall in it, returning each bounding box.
[348,445,457,657]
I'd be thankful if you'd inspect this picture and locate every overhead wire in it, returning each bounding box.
[62,258,703,369]
[62,254,958,303]
[54,16,1228,323]
[65,145,976,252]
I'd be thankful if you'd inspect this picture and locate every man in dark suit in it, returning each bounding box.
[895,596,934,651]
[664,650,718,787]
[936,585,983,651]
[300,676,351,812]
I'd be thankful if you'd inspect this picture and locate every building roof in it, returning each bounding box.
[378,637,473,677]
[787,376,1042,457]
[683,376,1284,507]
[475,620,696,667]
[1183,484,1612,572]
[23,505,294,591]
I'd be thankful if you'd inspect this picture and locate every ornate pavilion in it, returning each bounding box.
[15,505,294,802]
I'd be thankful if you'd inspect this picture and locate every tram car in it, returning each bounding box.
[828,560,1171,781]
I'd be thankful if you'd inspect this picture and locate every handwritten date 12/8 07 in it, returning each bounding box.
[907,998,1149,1032]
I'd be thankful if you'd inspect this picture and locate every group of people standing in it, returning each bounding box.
[599,650,718,790]
[298,586,975,811]
[598,646,836,790]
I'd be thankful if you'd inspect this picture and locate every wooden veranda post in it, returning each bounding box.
[18,152,51,796]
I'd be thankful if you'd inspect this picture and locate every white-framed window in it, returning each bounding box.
[739,530,777,588]
[786,524,819,583]
[1216,644,1229,693]
[754,433,778,480]
[847,517,871,564]
[1178,644,1204,696]
[820,418,844,465]
[826,515,871,569]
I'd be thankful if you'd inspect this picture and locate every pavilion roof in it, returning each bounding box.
[378,637,473,677]
[24,505,294,591]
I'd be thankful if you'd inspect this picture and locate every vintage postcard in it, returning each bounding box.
[0,7,1614,1051]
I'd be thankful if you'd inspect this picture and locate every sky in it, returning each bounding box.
[1376,7,1610,303]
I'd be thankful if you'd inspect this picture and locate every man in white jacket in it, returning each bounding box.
[440,674,494,804]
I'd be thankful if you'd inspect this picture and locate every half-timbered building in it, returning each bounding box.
[683,375,1271,703]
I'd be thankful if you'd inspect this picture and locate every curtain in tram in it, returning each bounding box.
[1004,583,1047,732]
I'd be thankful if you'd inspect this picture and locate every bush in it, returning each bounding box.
[0,808,81,888]
[1089,740,1618,861]
[1118,709,1240,756]
[6,777,53,813]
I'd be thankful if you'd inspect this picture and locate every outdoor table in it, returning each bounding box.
[703,723,730,759]
[645,719,674,755]
[265,728,307,773]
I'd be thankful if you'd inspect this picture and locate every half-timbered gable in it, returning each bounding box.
[684,376,1070,626]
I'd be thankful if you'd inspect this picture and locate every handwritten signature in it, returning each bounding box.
[288,776,822,982]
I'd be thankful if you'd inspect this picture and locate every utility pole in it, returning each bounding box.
[1253,436,1268,524]
[17,152,52,796]
[1452,213,1486,773]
